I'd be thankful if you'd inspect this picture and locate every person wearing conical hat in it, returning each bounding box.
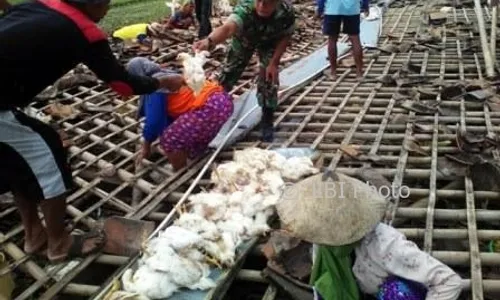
[276,172,463,300]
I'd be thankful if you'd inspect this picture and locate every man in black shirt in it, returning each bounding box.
[0,0,184,263]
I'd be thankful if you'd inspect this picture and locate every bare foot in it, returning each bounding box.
[326,71,337,81]
[48,230,106,263]
[24,224,47,255]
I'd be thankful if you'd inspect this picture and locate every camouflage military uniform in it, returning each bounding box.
[218,0,295,109]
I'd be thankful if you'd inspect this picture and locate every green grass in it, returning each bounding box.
[9,0,171,32]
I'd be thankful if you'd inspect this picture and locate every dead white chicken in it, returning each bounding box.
[233,148,274,172]
[189,191,228,221]
[216,212,252,241]
[258,170,285,196]
[23,106,52,123]
[268,151,288,171]
[278,156,319,181]
[144,245,215,290]
[200,237,236,267]
[175,213,220,241]
[180,248,206,262]
[156,225,203,250]
[240,193,265,217]
[247,211,271,236]
[122,266,178,299]
[211,161,258,193]
[177,51,210,96]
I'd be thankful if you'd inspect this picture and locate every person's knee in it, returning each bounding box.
[166,151,188,170]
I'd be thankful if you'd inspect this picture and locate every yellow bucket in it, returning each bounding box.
[0,252,14,300]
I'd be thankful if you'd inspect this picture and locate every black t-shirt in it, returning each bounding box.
[0,0,159,109]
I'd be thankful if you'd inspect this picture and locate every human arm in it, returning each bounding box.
[360,224,462,300]
[137,92,171,162]
[265,35,292,83]
[270,35,292,67]
[266,9,295,83]
[193,2,249,51]
[83,40,184,96]
[142,92,169,143]
[192,19,238,51]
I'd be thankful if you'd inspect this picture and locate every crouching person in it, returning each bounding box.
[129,57,234,171]
[276,172,463,300]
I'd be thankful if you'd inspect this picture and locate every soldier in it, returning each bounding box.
[193,0,295,142]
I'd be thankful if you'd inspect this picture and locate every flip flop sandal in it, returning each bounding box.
[24,237,48,256]
[48,230,107,264]
[24,220,73,256]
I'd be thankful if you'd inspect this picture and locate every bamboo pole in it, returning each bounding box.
[491,1,498,64]
[133,99,144,207]
[474,0,496,77]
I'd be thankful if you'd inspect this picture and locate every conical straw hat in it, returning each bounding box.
[276,171,387,246]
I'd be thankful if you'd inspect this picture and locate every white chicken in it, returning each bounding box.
[259,170,285,196]
[119,148,319,299]
[144,246,214,289]
[211,161,258,193]
[200,238,236,267]
[247,211,271,236]
[233,148,274,171]
[122,227,216,299]
[278,156,319,181]
[175,213,220,241]
[122,266,178,299]
[177,51,210,96]
[157,225,203,250]
[189,192,228,221]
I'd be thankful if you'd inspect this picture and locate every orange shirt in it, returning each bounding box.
[167,80,224,118]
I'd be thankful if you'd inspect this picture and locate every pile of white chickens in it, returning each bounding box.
[120,147,319,299]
